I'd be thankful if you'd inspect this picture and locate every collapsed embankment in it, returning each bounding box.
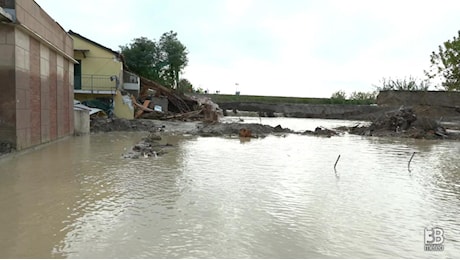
[218,102,394,120]
[212,90,460,121]
[342,107,460,140]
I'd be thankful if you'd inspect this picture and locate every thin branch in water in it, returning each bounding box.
[408,152,416,171]
[334,154,341,170]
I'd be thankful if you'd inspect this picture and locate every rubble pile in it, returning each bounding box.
[196,123,292,137]
[138,77,197,114]
[131,77,222,122]
[0,142,14,156]
[349,107,450,139]
[122,132,173,159]
[371,107,417,132]
[189,96,223,123]
[302,127,339,137]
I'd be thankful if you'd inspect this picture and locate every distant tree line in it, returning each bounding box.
[330,75,432,104]
[330,90,377,105]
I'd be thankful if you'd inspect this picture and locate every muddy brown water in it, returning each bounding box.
[0,118,459,258]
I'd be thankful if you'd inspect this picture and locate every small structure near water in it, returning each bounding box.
[74,100,106,135]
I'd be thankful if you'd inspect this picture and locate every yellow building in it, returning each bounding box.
[69,30,139,119]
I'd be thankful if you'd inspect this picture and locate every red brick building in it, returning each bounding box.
[0,0,76,150]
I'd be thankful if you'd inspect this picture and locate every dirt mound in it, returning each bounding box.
[196,123,292,137]
[348,107,457,139]
[412,105,460,120]
[91,118,159,132]
[90,118,295,138]
[302,127,339,137]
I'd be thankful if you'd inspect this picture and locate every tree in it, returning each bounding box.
[349,91,377,103]
[120,37,163,83]
[120,31,188,88]
[425,30,460,91]
[373,76,430,91]
[330,90,347,104]
[177,78,194,93]
[159,31,188,89]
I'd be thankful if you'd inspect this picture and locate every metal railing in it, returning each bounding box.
[76,74,117,93]
[123,70,139,84]
[122,70,140,91]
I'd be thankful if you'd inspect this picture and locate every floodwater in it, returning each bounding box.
[0,117,459,258]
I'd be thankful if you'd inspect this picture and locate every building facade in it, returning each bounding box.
[69,31,139,119]
[69,30,123,99]
[0,0,75,150]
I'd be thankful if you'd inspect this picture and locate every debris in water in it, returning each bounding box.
[408,152,415,171]
[239,128,252,137]
[334,154,341,170]
[122,133,172,159]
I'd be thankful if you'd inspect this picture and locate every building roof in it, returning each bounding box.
[0,6,13,22]
[68,30,119,56]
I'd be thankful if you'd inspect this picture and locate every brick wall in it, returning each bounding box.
[0,0,75,150]
[14,0,73,55]
[28,34,40,147]
[14,32,74,150]
[14,29,30,148]
[0,25,16,145]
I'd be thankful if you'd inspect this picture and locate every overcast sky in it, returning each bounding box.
[36,0,460,97]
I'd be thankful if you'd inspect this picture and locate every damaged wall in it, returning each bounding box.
[113,90,134,119]
[0,0,75,150]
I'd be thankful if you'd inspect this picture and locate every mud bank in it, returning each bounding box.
[99,118,295,159]
[91,118,293,137]
[91,112,460,141]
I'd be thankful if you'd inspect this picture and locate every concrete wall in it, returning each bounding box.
[73,109,89,135]
[0,0,75,150]
[377,90,460,107]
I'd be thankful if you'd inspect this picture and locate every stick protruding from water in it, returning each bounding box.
[334,154,341,170]
[408,152,415,171]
